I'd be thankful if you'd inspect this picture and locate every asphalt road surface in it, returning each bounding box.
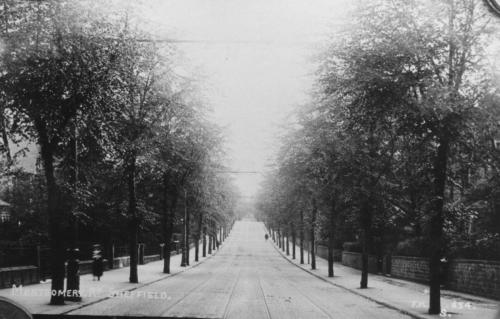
[67,220,410,319]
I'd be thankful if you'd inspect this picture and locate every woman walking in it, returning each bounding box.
[92,244,104,281]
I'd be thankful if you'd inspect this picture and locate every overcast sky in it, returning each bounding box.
[131,0,353,199]
[120,0,499,200]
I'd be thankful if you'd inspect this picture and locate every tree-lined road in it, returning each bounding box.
[66,220,409,318]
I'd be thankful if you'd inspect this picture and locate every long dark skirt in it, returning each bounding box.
[92,257,103,277]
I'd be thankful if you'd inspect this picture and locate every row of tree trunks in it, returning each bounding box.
[164,199,230,273]
[268,221,303,265]
[270,218,324,273]
[269,211,328,274]
[162,184,234,272]
[182,214,229,267]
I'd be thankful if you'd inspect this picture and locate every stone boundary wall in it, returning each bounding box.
[316,245,342,262]
[341,251,379,273]
[0,254,162,288]
[143,254,161,264]
[390,255,429,284]
[340,252,500,300]
[0,266,38,288]
[447,259,500,300]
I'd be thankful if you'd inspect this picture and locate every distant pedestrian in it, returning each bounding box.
[265,234,269,240]
[92,245,103,281]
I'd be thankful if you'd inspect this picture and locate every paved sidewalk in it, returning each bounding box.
[0,242,224,315]
[271,238,499,319]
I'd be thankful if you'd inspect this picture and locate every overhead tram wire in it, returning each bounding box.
[214,170,260,174]
[129,37,322,46]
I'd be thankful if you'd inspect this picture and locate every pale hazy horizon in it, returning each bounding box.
[139,0,354,199]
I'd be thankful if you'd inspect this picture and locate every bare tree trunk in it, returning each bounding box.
[186,199,190,266]
[311,199,317,270]
[66,123,80,301]
[286,228,290,256]
[360,200,372,288]
[162,175,171,273]
[127,153,139,283]
[208,233,212,255]
[39,131,65,305]
[214,227,218,250]
[163,189,177,274]
[181,189,187,267]
[278,227,281,249]
[282,231,285,252]
[195,212,202,262]
[429,136,449,314]
[300,211,304,264]
[202,225,207,257]
[0,111,12,165]
[0,8,12,166]
[292,223,296,260]
[328,198,336,277]
[211,220,216,251]
[428,0,456,312]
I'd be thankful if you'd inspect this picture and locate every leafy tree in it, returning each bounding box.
[0,0,130,303]
[316,0,496,312]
